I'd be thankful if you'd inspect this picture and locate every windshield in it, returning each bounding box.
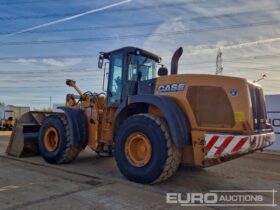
[128,54,157,81]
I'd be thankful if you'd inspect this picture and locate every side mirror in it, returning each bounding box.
[158,66,168,76]
[98,55,104,69]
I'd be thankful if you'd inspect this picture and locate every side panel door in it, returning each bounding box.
[107,52,124,107]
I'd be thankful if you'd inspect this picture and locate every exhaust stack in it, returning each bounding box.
[171,47,183,75]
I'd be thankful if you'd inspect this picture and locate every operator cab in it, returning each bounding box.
[99,47,162,107]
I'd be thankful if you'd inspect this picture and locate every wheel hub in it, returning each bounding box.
[44,127,59,152]
[125,132,152,167]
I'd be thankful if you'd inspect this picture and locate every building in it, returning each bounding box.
[0,105,30,119]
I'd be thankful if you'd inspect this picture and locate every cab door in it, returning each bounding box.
[107,52,124,107]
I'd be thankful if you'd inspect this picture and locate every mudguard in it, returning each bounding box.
[115,95,191,147]
[58,107,88,148]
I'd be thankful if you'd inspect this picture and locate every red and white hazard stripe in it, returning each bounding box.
[205,132,275,159]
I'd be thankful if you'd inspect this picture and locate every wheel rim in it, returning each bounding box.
[125,132,152,167]
[44,127,59,152]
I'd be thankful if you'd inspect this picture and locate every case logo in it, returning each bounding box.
[158,83,185,93]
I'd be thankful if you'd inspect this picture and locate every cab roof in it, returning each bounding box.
[102,46,161,63]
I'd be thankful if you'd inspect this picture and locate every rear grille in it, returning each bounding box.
[248,84,268,131]
[187,86,235,128]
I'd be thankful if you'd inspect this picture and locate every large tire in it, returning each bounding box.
[38,114,82,164]
[114,114,182,184]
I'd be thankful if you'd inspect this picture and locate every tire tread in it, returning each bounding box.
[56,114,82,164]
[140,114,182,183]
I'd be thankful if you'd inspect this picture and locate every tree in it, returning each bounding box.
[0,101,5,106]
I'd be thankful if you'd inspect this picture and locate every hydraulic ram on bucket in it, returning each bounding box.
[6,111,54,157]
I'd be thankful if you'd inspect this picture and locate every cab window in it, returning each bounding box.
[108,52,123,105]
[128,54,157,81]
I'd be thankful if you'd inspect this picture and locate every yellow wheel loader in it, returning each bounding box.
[6,47,275,184]
[0,110,15,131]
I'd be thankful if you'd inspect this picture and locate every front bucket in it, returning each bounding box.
[6,111,52,157]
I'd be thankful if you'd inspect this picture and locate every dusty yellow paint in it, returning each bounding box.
[154,74,257,166]
[155,74,254,134]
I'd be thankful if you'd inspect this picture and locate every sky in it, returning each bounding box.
[0,0,280,108]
